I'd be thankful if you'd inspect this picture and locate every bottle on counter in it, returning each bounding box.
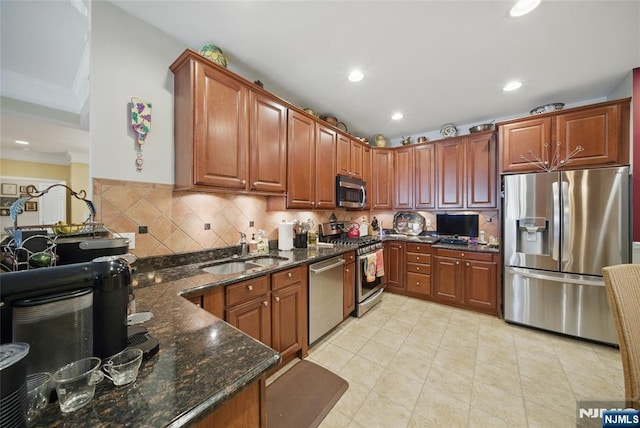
[249,234,258,255]
[257,230,269,254]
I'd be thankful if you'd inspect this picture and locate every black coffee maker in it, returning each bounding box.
[0,258,131,375]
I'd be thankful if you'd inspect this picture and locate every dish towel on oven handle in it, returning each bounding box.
[366,253,377,282]
[375,249,385,277]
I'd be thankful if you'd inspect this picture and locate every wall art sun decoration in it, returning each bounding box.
[520,142,584,172]
[131,97,152,172]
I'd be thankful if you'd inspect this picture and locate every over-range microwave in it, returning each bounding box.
[336,175,366,208]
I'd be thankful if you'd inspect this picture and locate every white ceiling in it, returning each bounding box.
[1,0,639,162]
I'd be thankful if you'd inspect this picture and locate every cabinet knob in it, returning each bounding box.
[263,301,268,306]
[312,201,315,205]
[416,256,420,261]
[416,281,420,286]
[275,296,280,302]
[287,272,292,278]
[461,253,465,257]
[247,285,253,291]
[456,261,460,265]
[466,262,470,266]
[252,182,257,187]
[416,267,420,271]
[241,180,246,185]
[345,268,350,273]
[417,246,421,250]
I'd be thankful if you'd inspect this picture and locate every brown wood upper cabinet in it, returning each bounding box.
[436,132,496,209]
[370,148,394,210]
[286,110,336,209]
[394,147,414,209]
[170,50,287,194]
[414,143,436,210]
[498,98,630,173]
[337,135,365,179]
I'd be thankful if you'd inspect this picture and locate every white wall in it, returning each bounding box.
[90,1,186,184]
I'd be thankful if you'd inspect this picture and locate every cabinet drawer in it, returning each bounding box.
[343,251,356,264]
[405,243,431,254]
[406,272,431,295]
[226,276,269,307]
[407,262,431,275]
[272,266,303,291]
[435,249,495,262]
[406,253,431,264]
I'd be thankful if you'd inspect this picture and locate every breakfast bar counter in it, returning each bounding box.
[36,245,351,427]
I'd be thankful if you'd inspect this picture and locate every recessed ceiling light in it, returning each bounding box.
[391,113,403,121]
[509,0,541,17]
[348,70,364,82]
[503,81,523,91]
[15,140,29,145]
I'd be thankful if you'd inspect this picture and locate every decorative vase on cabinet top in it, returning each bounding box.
[374,134,387,147]
[199,44,228,68]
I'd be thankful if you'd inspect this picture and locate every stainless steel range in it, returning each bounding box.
[319,223,385,317]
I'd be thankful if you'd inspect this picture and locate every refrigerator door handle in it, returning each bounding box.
[552,181,560,261]
[508,267,604,286]
[561,180,569,262]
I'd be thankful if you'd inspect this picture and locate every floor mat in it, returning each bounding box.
[266,360,349,428]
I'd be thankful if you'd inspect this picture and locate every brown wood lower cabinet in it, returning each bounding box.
[193,265,308,367]
[385,241,405,291]
[433,248,499,315]
[383,242,499,316]
[405,243,431,297]
[194,378,265,428]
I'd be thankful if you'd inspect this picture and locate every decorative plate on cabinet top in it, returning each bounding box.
[440,123,458,138]
[530,103,565,115]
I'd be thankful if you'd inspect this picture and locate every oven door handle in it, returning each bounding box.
[309,259,345,274]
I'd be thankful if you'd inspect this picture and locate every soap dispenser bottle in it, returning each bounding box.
[249,234,258,255]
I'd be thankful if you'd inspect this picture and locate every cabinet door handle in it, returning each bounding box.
[247,285,253,291]
[287,272,292,278]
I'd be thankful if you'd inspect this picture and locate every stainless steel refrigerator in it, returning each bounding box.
[503,166,630,345]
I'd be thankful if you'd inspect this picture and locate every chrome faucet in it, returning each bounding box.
[239,232,247,257]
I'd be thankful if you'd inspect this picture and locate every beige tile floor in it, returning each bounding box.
[292,293,623,428]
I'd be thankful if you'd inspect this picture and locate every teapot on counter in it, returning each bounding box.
[347,223,360,238]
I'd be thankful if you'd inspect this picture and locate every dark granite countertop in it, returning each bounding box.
[381,234,500,253]
[36,245,354,427]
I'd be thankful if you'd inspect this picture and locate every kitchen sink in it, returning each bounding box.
[250,256,289,266]
[202,261,262,275]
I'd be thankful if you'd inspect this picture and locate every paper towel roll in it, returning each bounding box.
[278,223,294,250]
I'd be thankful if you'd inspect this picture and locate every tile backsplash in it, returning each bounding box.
[93,178,500,258]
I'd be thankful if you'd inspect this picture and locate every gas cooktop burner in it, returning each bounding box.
[325,236,381,246]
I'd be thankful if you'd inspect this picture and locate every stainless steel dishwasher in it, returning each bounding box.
[308,256,345,345]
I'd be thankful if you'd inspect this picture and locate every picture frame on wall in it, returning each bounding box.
[1,183,18,195]
[0,208,9,216]
[0,197,17,207]
[25,201,38,212]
